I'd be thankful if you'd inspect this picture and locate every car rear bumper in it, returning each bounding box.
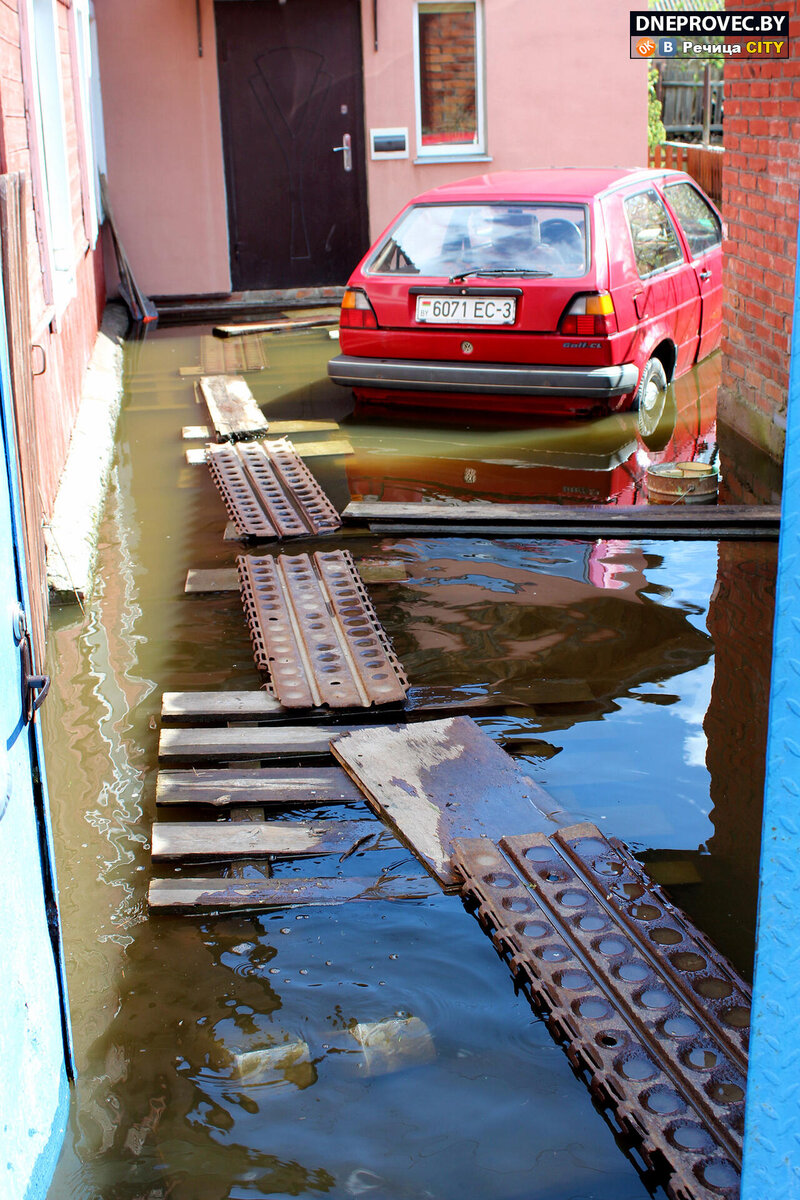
[328,355,639,398]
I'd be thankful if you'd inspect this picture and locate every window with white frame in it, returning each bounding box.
[414,1,485,159]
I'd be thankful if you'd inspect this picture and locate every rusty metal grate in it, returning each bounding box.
[454,821,748,1200]
[207,439,341,539]
[238,550,410,709]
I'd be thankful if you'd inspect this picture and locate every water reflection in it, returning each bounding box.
[43,324,774,1200]
[345,353,719,507]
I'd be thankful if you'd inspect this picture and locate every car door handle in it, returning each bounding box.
[332,133,352,172]
[698,269,712,281]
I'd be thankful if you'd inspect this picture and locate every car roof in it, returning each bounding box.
[407,167,681,205]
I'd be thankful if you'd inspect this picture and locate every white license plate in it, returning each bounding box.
[415,295,516,325]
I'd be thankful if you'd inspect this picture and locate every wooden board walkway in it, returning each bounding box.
[158,681,593,727]
[331,716,564,891]
[182,420,341,441]
[206,439,341,540]
[151,818,378,861]
[149,873,437,912]
[156,766,363,807]
[184,560,408,593]
[214,315,338,337]
[197,375,269,441]
[343,500,780,541]
[179,337,267,377]
[187,440,353,465]
[158,724,372,764]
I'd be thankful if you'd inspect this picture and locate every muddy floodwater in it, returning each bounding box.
[44,326,776,1200]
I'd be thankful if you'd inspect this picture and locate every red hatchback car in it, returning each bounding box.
[328,167,722,420]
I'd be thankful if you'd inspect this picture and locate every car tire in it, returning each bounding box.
[633,358,670,442]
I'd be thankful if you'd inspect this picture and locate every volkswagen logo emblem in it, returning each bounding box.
[461,341,474,355]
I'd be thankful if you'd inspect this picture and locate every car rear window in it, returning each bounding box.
[367,203,589,279]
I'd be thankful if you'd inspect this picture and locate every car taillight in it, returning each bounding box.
[340,288,379,329]
[559,293,617,336]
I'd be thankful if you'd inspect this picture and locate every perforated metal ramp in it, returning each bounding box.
[207,439,341,539]
[454,822,748,1200]
[238,550,409,708]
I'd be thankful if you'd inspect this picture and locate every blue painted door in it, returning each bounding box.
[0,259,71,1195]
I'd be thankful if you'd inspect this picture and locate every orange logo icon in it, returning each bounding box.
[636,37,656,57]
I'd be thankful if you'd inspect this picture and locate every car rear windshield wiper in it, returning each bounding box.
[449,267,553,282]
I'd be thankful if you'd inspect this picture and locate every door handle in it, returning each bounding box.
[698,269,711,281]
[332,133,352,173]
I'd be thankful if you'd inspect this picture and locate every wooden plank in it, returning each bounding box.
[183,559,407,593]
[179,337,267,376]
[288,439,352,459]
[156,766,364,807]
[357,560,409,583]
[151,818,378,860]
[228,800,272,879]
[148,873,437,912]
[214,316,337,337]
[162,690,284,721]
[330,716,563,891]
[160,681,593,727]
[344,501,780,528]
[224,519,368,541]
[159,724,373,764]
[182,425,211,440]
[197,375,269,441]
[268,420,340,436]
[365,522,778,542]
[184,568,240,593]
[188,439,353,466]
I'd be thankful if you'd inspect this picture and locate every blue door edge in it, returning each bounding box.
[0,252,74,1092]
[21,1068,70,1200]
[740,193,800,1194]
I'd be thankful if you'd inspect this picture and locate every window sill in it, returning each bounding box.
[413,154,493,166]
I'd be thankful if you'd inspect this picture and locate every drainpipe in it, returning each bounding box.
[740,196,800,1195]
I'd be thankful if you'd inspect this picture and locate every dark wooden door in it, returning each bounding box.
[215,0,369,291]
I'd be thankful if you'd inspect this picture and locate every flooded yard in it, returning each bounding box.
[44,324,776,1199]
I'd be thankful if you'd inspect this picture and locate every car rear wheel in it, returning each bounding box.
[633,358,670,440]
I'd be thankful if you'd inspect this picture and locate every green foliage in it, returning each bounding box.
[648,66,666,148]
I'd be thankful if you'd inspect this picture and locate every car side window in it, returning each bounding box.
[664,182,722,258]
[624,188,684,277]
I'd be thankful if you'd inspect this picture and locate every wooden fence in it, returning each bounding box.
[649,141,724,208]
[655,63,723,143]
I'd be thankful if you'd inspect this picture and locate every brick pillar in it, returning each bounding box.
[719,0,800,461]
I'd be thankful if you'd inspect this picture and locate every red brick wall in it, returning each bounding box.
[0,0,105,513]
[419,8,477,141]
[720,0,800,461]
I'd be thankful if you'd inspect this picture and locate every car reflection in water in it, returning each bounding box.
[343,355,718,736]
[345,351,719,509]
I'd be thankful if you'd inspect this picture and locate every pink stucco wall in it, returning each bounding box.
[94,0,646,296]
[94,0,230,297]
[361,0,648,240]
